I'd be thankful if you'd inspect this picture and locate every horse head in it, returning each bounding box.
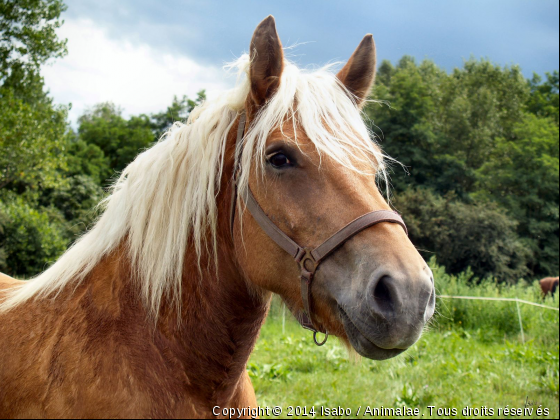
[232,16,435,360]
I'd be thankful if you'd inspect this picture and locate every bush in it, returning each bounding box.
[0,197,67,278]
[394,187,529,282]
[39,174,104,239]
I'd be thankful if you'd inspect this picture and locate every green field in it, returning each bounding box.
[248,264,559,419]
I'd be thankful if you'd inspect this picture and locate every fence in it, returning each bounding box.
[436,294,559,343]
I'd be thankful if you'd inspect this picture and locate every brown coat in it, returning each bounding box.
[540,276,559,298]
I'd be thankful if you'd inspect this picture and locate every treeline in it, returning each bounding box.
[1,1,558,282]
[0,0,207,276]
[0,91,206,276]
[365,58,559,281]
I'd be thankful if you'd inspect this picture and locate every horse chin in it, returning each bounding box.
[338,306,408,361]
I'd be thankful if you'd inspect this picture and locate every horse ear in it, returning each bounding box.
[249,15,284,106]
[336,34,377,108]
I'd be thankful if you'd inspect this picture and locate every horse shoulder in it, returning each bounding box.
[0,272,23,291]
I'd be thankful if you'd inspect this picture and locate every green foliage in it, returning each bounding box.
[74,91,207,187]
[65,137,110,185]
[0,0,72,278]
[369,57,558,279]
[0,0,69,194]
[0,207,7,267]
[370,57,446,192]
[0,87,68,191]
[0,0,67,84]
[0,196,67,277]
[476,113,559,276]
[39,174,104,239]
[394,188,529,282]
[151,90,206,140]
[526,71,559,125]
[370,57,528,197]
[77,103,154,184]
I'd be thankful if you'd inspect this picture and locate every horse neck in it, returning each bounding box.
[74,115,269,408]
[153,115,270,405]
[150,247,268,407]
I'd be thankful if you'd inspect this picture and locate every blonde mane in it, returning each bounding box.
[0,54,389,316]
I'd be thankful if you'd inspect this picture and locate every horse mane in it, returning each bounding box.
[0,54,390,317]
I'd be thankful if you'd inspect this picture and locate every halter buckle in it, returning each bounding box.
[296,248,319,275]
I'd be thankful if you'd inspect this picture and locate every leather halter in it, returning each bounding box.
[230,112,407,346]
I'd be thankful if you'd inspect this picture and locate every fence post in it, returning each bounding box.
[515,299,525,344]
[282,303,286,335]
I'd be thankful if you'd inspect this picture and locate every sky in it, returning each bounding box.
[42,0,560,125]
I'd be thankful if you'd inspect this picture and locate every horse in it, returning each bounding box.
[540,276,559,299]
[0,16,435,418]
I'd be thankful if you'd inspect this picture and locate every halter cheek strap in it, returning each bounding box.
[230,112,407,346]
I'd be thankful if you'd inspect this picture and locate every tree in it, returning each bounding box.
[366,57,559,279]
[394,188,529,282]
[526,71,559,125]
[77,103,154,184]
[0,87,68,191]
[151,90,206,140]
[65,136,110,186]
[0,0,71,278]
[437,59,528,180]
[0,207,7,268]
[475,113,559,276]
[367,57,529,198]
[0,0,67,85]
[367,57,445,192]
[0,0,69,192]
[39,174,104,239]
[76,93,207,186]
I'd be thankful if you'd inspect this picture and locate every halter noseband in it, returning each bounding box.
[230,112,407,346]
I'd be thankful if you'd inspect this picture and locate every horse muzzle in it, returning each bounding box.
[338,268,435,360]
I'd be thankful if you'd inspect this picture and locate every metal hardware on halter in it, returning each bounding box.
[230,111,408,346]
[313,331,328,346]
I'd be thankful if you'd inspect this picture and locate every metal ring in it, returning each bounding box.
[313,330,328,346]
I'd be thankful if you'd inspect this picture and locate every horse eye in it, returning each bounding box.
[268,153,291,168]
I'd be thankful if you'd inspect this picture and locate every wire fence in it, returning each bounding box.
[436,294,559,343]
[278,295,559,341]
[437,294,559,310]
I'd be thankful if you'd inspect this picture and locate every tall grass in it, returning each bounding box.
[430,258,559,345]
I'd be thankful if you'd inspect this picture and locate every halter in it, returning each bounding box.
[230,112,407,346]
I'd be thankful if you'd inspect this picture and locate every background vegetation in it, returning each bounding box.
[0,1,558,417]
[0,0,205,277]
[0,1,557,283]
[367,58,559,281]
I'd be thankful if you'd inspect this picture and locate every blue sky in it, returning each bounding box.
[44,0,559,123]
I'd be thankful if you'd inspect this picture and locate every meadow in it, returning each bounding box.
[248,261,559,419]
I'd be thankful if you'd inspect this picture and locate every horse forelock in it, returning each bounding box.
[0,53,391,318]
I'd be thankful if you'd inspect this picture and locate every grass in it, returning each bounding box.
[248,262,559,419]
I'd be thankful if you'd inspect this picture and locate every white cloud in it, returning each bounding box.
[43,19,233,125]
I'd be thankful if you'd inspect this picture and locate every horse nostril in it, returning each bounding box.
[372,275,396,316]
[368,272,433,321]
